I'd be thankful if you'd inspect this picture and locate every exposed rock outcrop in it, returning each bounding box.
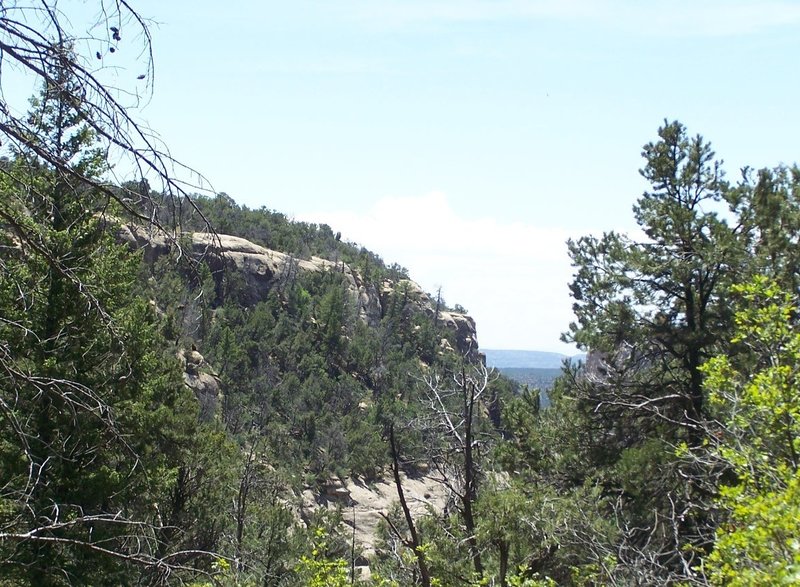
[178,347,221,421]
[383,279,480,361]
[119,224,479,358]
[114,222,170,263]
[439,311,479,360]
[301,474,448,559]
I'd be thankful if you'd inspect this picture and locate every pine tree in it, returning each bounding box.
[558,120,748,581]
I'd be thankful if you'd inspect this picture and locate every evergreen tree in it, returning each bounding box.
[0,55,220,585]
[557,120,747,581]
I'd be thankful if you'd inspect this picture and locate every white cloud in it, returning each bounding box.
[301,191,581,353]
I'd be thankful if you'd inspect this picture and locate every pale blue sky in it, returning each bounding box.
[37,1,800,352]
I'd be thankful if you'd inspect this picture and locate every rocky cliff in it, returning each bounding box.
[117,223,480,360]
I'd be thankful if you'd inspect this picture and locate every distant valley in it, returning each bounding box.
[483,348,585,369]
[484,349,586,405]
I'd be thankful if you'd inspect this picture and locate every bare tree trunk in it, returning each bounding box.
[235,443,258,571]
[462,372,483,577]
[388,424,432,587]
[419,363,492,581]
[498,539,509,587]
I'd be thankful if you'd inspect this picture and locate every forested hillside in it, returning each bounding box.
[2,4,800,587]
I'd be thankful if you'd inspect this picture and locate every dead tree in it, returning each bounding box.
[419,361,493,578]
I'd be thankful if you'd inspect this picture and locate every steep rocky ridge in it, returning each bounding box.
[117,223,479,359]
[386,278,480,361]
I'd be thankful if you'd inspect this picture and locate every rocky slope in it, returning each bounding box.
[118,219,482,577]
[117,223,480,360]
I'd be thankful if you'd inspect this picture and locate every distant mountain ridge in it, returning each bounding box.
[484,349,585,369]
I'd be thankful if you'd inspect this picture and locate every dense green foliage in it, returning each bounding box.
[699,278,800,585]
[8,96,800,585]
[168,129,800,586]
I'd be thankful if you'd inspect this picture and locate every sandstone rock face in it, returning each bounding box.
[116,223,171,263]
[184,349,205,372]
[302,474,448,559]
[183,372,219,421]
[382,279,480,361]
[123,226,480,357]
[190,233,385,324]
[439,311,479,361]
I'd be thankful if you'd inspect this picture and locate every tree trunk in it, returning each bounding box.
[389,425,432,587]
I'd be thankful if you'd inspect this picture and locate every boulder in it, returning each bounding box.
[438,311,480,361]
[178,348,220,421]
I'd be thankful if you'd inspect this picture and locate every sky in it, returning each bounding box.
[24,1,800,353]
